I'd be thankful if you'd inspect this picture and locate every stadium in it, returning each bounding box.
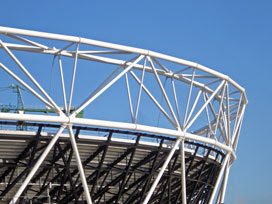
[0,27,247,204]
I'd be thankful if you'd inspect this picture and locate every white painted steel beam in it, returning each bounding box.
[185,80,225,130]
[5,33,49,49]
[125,73,134,122]
[208,153,231,204]
[0,26,248,103]
[183,68,196,129]
[71,55,144,117]
[134,57,146,123]
[143,138,181,204]
[0,63,55,111]
[68,43,79,114]
[67,126,92,204]
[0,112,237,159]
[58,56,68,113]
[0,26,248,203]
[180,138,187,204]
[184,89,202,127]
[171,78,182,125]
[0,41,244,105]
[0,40,63,115]
[219,162,230,203]
[10,126,65,204]
[129,70,176,128]
[148,56,180,129]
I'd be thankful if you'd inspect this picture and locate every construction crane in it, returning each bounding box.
[0,84,27,130]
[0,84,83,130]
[0,84,27,111]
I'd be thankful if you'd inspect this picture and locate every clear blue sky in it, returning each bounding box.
[1,1,272,203]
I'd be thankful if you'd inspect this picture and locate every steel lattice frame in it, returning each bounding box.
[0,27,247,204]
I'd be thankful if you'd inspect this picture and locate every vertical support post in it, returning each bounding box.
[180,138,187,204]
[68,43,79,113]
[214,83,226,136]
[129,70,176,127]
[67,126,92,204]
[72,55,144,117]
[184,90,202,127]
[219,162,230,203]
[134,57,146,123]
[148,56,180,129]
[143,138,180,204]
[185,80,225,130]
[58,56,68,113]
[232,104,246,145]
[183,68,196,128]
[10,126,65,204]
[208,152,230,204]
[171,78,181,125]
[225,83,231,145]
[125,73,134,122]
[215,181,223,204]
[47,183,51,204]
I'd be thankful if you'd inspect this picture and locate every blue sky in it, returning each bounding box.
[1,1,272,203]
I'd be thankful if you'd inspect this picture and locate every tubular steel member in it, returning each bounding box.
[0,122,227,203]
[67,125,93,204]
[0,27,247,204]
[143,138,181,204]
[9,126,66,204]
[180,138,187,204]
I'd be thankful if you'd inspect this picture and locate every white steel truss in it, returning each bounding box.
[0,26,247,204]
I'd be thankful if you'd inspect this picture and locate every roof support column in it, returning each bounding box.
[180,138,187,204]
[208,152,230,204]
[143,138,180,204]
[218,161,230,204]
[67,125,92,204]
[10,125,65,204]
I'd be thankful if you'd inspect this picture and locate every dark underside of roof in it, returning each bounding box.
[0,121,224,204]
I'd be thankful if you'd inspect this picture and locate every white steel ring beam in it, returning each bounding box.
[0,26,247,101]
[0,41,245,106]
[0,26,247,204]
